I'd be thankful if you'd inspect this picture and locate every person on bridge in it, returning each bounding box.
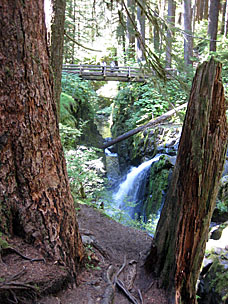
[110,61,115,72]
[101,62,106,75]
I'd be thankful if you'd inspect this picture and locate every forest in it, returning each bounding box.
[0,0,228,303]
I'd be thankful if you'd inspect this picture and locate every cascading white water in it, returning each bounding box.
[113,154,162,217]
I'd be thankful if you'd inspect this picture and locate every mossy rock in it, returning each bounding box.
[198,257,228,304]
[143,155,174,220]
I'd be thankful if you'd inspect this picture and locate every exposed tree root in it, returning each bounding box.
[101,255,143,304]
[2,247,45,263]
[138,288,144,304]
[93,241,110,260]
[0,277,38,304]
[115,279,139,304]
[114,254,127,282]
[101,265,116,304]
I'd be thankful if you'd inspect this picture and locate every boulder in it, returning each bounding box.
[143,155,174,221]
[197,225,228,304]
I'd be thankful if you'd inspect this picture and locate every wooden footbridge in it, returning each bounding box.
[62,64,149,82]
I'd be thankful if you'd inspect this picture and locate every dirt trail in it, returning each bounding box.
[40,204,168,304]
[0,203,168,304]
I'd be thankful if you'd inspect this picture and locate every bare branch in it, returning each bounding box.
[64,31,102,52]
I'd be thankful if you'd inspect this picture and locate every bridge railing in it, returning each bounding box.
[62,64,147,79]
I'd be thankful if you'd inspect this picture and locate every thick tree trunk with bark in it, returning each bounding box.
[0,0,84,277]
[145,58,228,303]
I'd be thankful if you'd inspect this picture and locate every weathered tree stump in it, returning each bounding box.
[145,58,228,304]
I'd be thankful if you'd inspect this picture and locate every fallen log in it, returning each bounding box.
[102,103,187,149]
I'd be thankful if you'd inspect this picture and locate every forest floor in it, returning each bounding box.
[0,203,168,304]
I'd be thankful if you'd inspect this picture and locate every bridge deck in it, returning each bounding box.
[62,64,149,82]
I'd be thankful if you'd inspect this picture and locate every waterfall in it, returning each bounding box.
[113,154,162,219]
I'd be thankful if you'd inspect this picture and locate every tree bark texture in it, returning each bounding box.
[183,0,193,65]
[145,58,228,303]
[208,0,220,51]
[0,0,84,277]
[50,0,66,119]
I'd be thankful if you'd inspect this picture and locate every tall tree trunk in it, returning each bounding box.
[220,0,227,34]
[153,5,160,53]
[197,0,208,21]
[197,0,202,21]
[192,0,197,33]
[126,0,136,59]
[73,0,77,63]
[50,0,66,120]
[204,0,209,19]
[136,0,145,62]
[145,58,228,304]
[183,0,193,66]
[208,0,220,51]
[225,0,228,37]
[0,0,84,277]
[166,0,176,68]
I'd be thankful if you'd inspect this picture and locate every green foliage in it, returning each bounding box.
[59,123,81,150]
[128,213,159,236]
[210,38,228,88]
[144,156,171,219]
[112,80,188,136]
[96,105,112,116]
[61,73,99,117]
[0,232,9,251]
[101,197,158,235]
[60,74,106,204]
[216,199,228,214]
[206,257,228,302]
[60,74,102,147]
[65,147,106,200]
[60,93,78,127]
